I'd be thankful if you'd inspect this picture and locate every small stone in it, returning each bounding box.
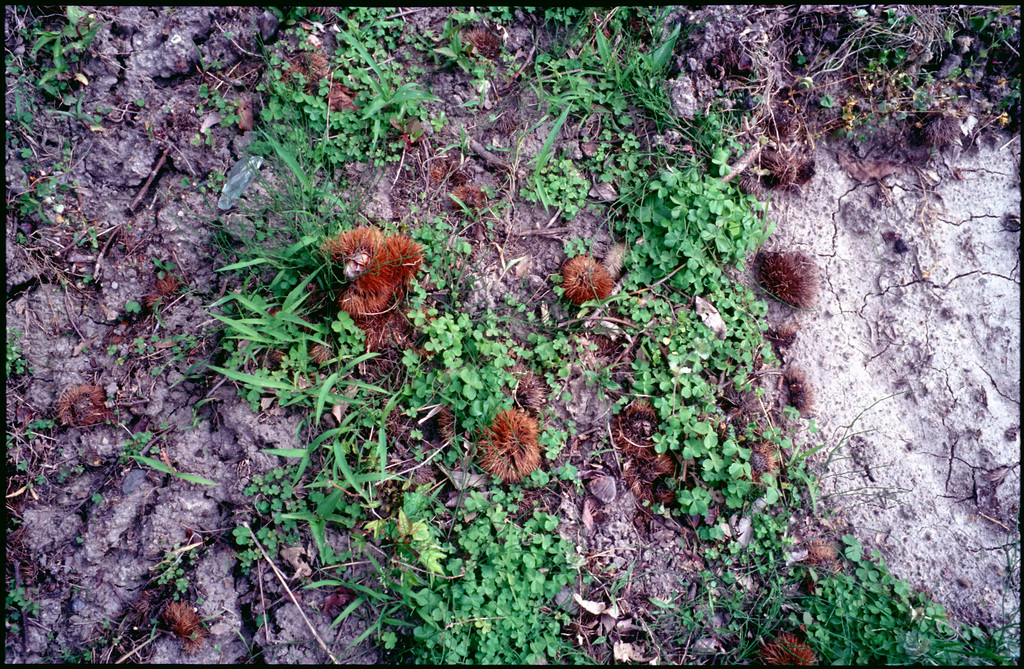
[110,282,119,290]
[670,77,698,119]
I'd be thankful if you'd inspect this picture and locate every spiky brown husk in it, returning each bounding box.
[356,309,411,352]
[921,114,960,149]
[381,235,424,289]
[325,227,420,318]
[784,368,814,416]
[310,343,332,365]
[613,401,659,455]
[478,409,541,483]
[163,600,207,655]
[450,184,487,210]
[56,385,110,427]
[765,324,798,350]
[144,275,182,308]
[602,242,627,281]
[755,251,819,310]
[510,364,547,415]
[750,443,778,482]
[561,255,614,304]
[322,226,384,267]
[805,539,841,573]
[622,451,675,504]
[759,632,817,665]
[465,28,502,59]
[495,110,519,135]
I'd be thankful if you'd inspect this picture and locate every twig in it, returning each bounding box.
[115,636,156,664]
[512,226,573,237]
[257,560,270,646]
[629,262,690,296]
[93,222,123,281]
[978,512,1011,532]
[129,147,171,212]
[385,7,427,20]
[15,563,28,651]
[721,141,763,184]
[998,134,1019,152]
[244,522,339,664]
[467,137,510,170]
[63,286,85,340]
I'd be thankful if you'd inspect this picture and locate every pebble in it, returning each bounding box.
[110,282,119,290]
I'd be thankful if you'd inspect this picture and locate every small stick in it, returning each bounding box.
[978,512,1010,532]
[258,560,270,645]
[721,141,762,184]
[244,523,339,664]
[115,636,156,664]
[467,137,509,170]
[93,222,123,281]
[512,226,572,237]
[129,147,171,212]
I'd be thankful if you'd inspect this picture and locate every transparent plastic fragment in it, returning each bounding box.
[217,155,264,210]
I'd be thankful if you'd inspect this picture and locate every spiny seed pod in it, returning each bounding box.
[450,184,487,210]
[495,110,519,135]
[301,50,330,83]
[478,409,541,483]
[765,324,798,350]
[266,348,287,368]
[144,276,182,308]
[759,632,817,665]
[310,343,333,365]
[761,149,798,189]
[322,227,384,275]
[622,451,675,504]
[325,227,417,318]
[357,310,410,352]
[510,364,548,416]
[465,27,502,59]
[921,114,960,150]
[423,405,455,445]
[382,235,424,289]
[805,539,841,573]
[755,251,819,310]
[613,401,659,455]
[163,600,207,655]
[602,242,627,281]
[56,385,110,427]
[750,443,778,482]
[561,255,614,304]
[784,368,814,416]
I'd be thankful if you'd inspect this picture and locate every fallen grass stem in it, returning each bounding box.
[244,522,340,664]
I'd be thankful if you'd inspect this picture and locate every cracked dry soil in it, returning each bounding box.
[765,142,1021,628]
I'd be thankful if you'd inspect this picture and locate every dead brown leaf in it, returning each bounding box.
[328,83,358,112]
[582,497,595,532]
[237,96,253,132]
[694,296,727,340]
[589,181,618,201]
[280,546,312,580]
